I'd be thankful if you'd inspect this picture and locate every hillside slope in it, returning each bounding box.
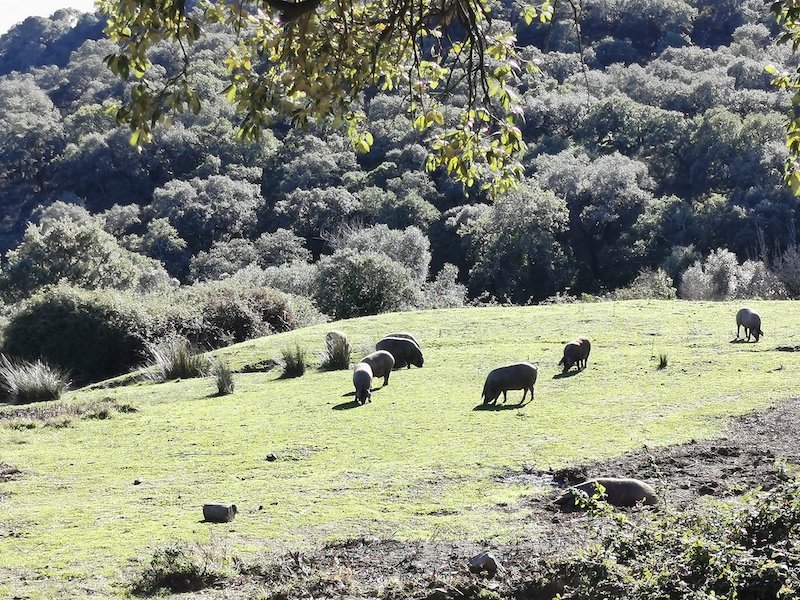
[0,300,798,597]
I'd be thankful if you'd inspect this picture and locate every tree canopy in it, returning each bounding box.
[98,0,553,195]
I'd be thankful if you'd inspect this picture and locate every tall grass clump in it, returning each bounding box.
[209,358,235,395]
[320,335,351,371]
[146,336,210,382]
[281,343,306,378]
[0,354,70,404]
[657,353,668,370]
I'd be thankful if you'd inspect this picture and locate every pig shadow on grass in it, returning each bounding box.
[552,370,581,380]
[729,338,757,344]
[333,387,384,410]
[473,399,532,411]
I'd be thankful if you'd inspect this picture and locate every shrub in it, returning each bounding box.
[145,336,210,382]
[329,224,432,283]
[1,286,180,384]
[281,344,306,378]
[320,335,351,371]
[529,476,800,600]
[231,262,318,298]
[0,219,174,303]
[313,248,420,319]
[657,353,668,369]
[419,264,467,309]
[180,281,325,348]
[679,249,788,300]
[612,269,676,300]
[209,358,235,395]
[734,260,789,299]
[130,543,225,595]
[774,245,800,297]
[0,354,70,404]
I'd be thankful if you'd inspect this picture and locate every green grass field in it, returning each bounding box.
[1,300,798,598]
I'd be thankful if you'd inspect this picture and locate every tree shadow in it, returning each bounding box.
[552,370,581,379]
[473,399,531,411]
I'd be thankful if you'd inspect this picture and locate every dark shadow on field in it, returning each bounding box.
[332,399,363,410]
[729,338,756,344]
[473,399,531,411]
[552,370,581,379]
[775,345,800,352]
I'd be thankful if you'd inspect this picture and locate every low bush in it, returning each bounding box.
[1,286,179,384]
[0,354,70,404]
[281,343,306,378]
[1,283,324,385]
[179,280,326,348]
[145,336,209,382]
[611,268,676,300]
[526,475,800,599]
[419,264,467,309]
[130,543,226,595]
[313,249,420,319]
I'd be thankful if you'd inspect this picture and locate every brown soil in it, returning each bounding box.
[165,399,800,599]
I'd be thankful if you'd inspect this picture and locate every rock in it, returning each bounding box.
[266,453,278,462]
[468,551,502,577]
[133,479,141,485]
[203,503,237,523]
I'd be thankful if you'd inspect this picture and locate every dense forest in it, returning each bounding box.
[0,0,798,381]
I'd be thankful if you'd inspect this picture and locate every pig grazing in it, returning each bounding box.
[376,336,424,369]
[736,308,763,342]
[559,337,591,372]
[352,362,373,404]
[481,362,538,405]
[359,350,395,386]
[385,332,421,347]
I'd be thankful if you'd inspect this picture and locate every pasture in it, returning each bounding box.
[0,300,798,598]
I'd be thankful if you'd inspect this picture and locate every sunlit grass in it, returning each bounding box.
[0,300,798,598]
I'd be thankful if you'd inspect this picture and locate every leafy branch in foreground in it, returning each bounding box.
[770,1,800,195]
[97,0,552,196]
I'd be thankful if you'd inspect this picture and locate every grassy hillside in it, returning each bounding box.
[1,300,798,598]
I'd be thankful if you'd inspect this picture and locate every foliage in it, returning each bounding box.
[0,282,322,384]
[130,543,225,595]
[210,358,235,396]
[774,245,800,297]
[281,343,307,378]
[97,0,554,195]
[530,476,800,600]
[419,264,468,309]
[769,1,800,195]
[0,354,70,404]
[149,175,264,252]
[255,229,311,267]
[1,286,177,384]
[464,182,571,303]
[320,334,352,371]
[144,336,210,382]
[0,219,174,303]
[329,224,432,283]
[679,249,788,300]
[611,269,677,300]
[180,280,326,349]
[313,248,420,319]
